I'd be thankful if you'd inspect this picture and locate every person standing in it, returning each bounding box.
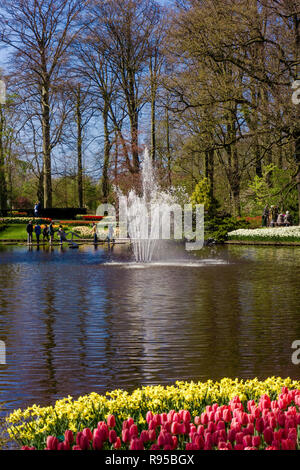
[34,201,41,218]
[57,225,67,245]
[284,211,293,226]
[26,220,33,245]
[49,222,55,244]
[43,224,49,243]
[277,212,285,227]
[262,205,269,227]
[92,222,98,244]
[34,223,41,245]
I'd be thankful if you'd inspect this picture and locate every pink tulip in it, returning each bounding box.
[157,433,165,447]
[194,416,201,426]
[243,435,252,447]
[171,421,179,435]
[46,436,59,450]
[146,411,153,423]
[183,410,191,423]
[149,429,156,442]
[82,428,92,441]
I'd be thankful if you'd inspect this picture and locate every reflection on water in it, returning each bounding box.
[0,244,299,415]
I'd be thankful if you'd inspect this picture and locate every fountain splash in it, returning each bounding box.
[119,149,178,263]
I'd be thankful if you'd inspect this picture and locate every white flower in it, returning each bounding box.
[228,226,300,240]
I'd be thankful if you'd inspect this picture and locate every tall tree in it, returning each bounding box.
[0,0,84,208]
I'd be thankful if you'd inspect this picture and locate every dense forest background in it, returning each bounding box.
[0,0,299,222]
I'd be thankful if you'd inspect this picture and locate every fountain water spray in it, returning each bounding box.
[118,149,180,263]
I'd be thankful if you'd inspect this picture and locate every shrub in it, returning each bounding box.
[205,214,250,242]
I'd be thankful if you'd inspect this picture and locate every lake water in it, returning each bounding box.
[0,243,299,416]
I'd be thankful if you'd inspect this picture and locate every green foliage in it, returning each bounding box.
[205,214,250,242]
[248,165,298,222]
[190,177,212,210]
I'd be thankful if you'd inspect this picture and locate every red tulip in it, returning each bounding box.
[122,429,130,443]
[234,444,244,450]
[263,427,273,445]
[186,443,198,450]
[109,430,117,444]
[93,436,103,450]
[107,414,116,428]
[150,444,160,450]
[252,435,260,447]
[153,414,161,426]
[140,430,149,443]
[127,417,134,427]
[255,418,264,433]
[130,438,144,450]
[129,424,138,439]
[64,430,74,446]
[79,435,90,450]
[114,437,122,449]
[162,444,171,450]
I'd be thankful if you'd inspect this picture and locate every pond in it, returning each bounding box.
[0,243,299,416]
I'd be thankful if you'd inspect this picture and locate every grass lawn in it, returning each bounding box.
[0,225,28,240]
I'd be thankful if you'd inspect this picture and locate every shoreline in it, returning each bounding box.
[225,240,300,246]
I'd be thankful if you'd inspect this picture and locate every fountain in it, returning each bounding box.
[118,148,179,263]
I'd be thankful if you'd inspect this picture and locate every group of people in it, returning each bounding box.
[26,221,115,246]
[262,205,293,227]
[26,221,67,245]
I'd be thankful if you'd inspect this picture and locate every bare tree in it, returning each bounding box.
[0,0,85,208]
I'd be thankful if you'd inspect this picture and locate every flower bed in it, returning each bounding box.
[6,377,300,450]
[228,226,300,242]
[75,215,104,221]
[0,217,52,225]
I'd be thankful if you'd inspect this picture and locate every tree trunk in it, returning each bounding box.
[166,105,171,186]
[128,74,139,173]
[150,55,157,162]
[76,85,83,208]
[41,81,52,208]
[0,104,7,211]
[205,148,214,199]
[294,12,300,223]
[102,103,111,203]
